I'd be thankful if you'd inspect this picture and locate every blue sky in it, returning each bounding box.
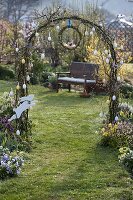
[39,0,133,16]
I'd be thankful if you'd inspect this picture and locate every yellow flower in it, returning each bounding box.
[120,111,124,117]
[101,128,105,132]
[103,132,109,137]
[114,124,118,130]
[110,127,115,133]
[106,100,110,104]
[119,147,129,154]
[108,123,112,128]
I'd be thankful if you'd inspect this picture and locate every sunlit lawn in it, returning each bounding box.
[0,80,133,200]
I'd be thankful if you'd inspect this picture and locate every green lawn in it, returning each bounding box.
[0,80,133,200]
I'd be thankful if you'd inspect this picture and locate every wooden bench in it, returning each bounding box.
[56,62,99,94]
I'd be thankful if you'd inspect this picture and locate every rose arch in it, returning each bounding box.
[16,10,120,130]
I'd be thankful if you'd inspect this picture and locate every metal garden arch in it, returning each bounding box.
[18,10,119,128]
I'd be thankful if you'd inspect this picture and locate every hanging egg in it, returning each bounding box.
[19,29,23,34]
[90,31,93,36]
[120,45,124,50]
[120,60,124,65]
[113,41,117,48]
[92,27,95,32]
[9,88,14,97]
[23,83,27,90]
[48,36,51,41]
[85,30,89,36]
[68,19,71,28]
[112,95,116,101]
[16,130,20,136]
[35,32,39,37]
[16,48,19,52]
[26,75,30,82]
[48,32,51,41]
[16,83,20,90]
[115,116,119,122]
[106,58,109,64]
[104,50,108,54]
[106,100,110,104]
[30,63,33,68]
[103,78,106,83]
[93,50,98,55]
[99,22,103,26]
[29,63,33,70]
[56,25,60,31]
[62,21,66,26]
[108,53,111,58]
[41,53,45,59]
[117,76,121,81]
[21,58,25,64]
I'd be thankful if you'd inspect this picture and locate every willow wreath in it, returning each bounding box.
[58,25,82,50]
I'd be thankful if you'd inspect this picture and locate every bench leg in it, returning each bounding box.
[83,79,88,94]
[56,83,59,93]
[68,84,71,92]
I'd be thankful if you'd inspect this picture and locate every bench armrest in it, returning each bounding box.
[56,72,70,75]
[83,74,87,77]
[56,72,71,78]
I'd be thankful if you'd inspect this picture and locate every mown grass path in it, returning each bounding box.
[0,82,133,200]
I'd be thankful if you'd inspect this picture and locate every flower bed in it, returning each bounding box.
[100,101,133,178]
[0,146,24,179]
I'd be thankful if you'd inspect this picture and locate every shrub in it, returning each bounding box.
[119,147,133,178]
[100,102,133,149]
[41,71,51,84]
[0,146,24,179]
[0,65,14,80]
[0,91,32,152]
[118,102,133,122]
[120,82,133,98]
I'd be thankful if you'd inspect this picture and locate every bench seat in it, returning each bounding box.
[58,77,96,84]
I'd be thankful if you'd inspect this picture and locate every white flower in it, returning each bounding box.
[9,89,14,97]
[108,54,111,58]
[99,112,104,117]
[26,75,30,82]
[92,27,95,32]
[93,50,98,55]
[41,53,45,60]
[104,50,108,54]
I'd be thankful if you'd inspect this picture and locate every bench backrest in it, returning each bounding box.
[70,62,99,80]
